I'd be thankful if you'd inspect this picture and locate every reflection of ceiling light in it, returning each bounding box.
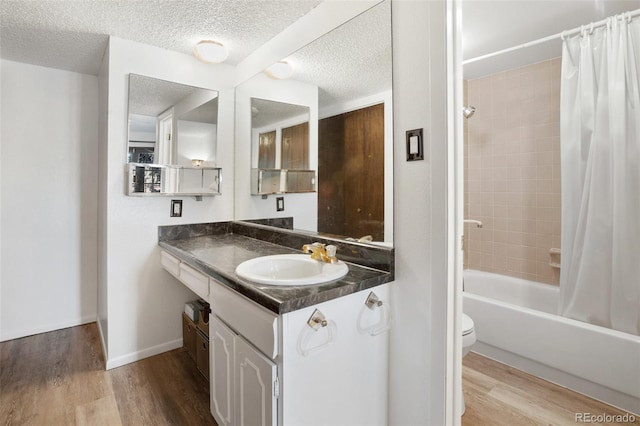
[264,61,293,79]
[193,40,228,64]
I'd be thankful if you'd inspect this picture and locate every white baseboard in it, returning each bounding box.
[472,342,640,416]
[105,338,183,370]
[0,314,96,342]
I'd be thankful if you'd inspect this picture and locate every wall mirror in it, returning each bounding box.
[127,74,221,196]
[250,98,314,194]
[234,0,393,244]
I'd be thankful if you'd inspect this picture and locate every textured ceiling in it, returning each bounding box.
[129,74,202,117]
[0,0,323,75]
[129,74,218,124]
[287,0,391,110]
[5,1,635,106]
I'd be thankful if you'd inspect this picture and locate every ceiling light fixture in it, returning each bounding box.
[193,40,228,64]
[264,61,293,79]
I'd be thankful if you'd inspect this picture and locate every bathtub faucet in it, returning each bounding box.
[464,219,483,228]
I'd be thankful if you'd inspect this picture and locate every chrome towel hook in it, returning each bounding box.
[307,308,329,330]
[358,292,391,336]
[297,309,337,357]
[365,292,384,309]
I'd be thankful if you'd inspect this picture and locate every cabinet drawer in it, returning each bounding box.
[179,262,210,300]
[160,250,181,277]
[210,280,278,359]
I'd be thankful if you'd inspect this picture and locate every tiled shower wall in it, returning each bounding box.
[464,58,562,285]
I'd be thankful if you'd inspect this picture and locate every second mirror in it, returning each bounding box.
[250,98,315,194]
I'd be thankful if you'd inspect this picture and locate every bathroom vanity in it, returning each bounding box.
[158,221,394,426]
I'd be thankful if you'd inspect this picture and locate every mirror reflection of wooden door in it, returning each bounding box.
[258,131,276,169]
[281,122,309,169]
[318,103,384,241]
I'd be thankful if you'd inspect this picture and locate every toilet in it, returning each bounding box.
[461,313,476,416]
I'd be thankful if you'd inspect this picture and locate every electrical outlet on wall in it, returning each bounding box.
[276,197,285,212]
[171,200,183,217]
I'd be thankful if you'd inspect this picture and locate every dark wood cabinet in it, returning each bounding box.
[258,130,276,169]
[281,122,309,169]
[318,103,384,240]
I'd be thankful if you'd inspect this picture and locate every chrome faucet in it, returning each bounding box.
[302,242,339,263]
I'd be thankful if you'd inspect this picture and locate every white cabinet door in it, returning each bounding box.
[234,336,278,426]
[211,316,235,426]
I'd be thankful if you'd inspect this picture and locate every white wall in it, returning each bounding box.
[388,1,452,424]
[101,37,236,369]
[98,43,110,356]
[0,59,98,341]
[0,55,3,341]
[235,72,319,232]
[176,121,217,166]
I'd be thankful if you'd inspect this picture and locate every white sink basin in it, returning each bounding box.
[235,254,349,286]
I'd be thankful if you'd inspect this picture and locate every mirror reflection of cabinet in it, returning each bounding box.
[318,103,384,240]
[258,131,276,168]
[281,122,309,169]
[250,169,315,195]
[250,98,315,195]
[128,163,221,196]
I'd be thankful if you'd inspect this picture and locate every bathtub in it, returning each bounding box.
[463,269,640,415]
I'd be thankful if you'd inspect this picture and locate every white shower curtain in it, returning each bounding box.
[559,14,640,336]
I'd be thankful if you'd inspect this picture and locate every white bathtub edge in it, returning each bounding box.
[471,342,640,416]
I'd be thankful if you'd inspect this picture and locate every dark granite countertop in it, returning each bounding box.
[159,232,393,315]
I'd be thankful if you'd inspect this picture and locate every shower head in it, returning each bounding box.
[463,106,476,119]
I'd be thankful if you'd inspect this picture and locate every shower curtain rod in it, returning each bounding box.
[463,8,640,65]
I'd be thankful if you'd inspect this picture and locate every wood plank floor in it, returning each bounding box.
[462,352,639,426]
[3,324,637,426]
[0,323,216,426]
